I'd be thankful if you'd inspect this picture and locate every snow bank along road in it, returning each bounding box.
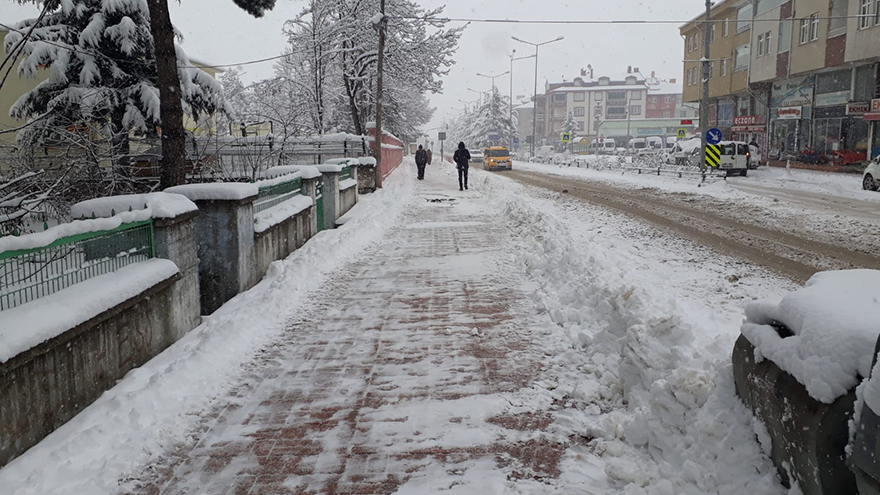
[506,164,880,284]
[1,162,791,494]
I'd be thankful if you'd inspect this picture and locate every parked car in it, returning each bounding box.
[471,150,484,163]
[863,156,880,191]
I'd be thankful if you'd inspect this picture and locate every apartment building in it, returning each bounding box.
[682,0,880,160]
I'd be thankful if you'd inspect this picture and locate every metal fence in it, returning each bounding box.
[0,220,155,311]
[254,176,304,214]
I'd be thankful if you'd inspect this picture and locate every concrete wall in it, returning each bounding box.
[254,207,313,279]
[339,182,358,217]
[751,6,783,83]
[845,0,880,63]
[790,0,830,75]
[0,212,201,467]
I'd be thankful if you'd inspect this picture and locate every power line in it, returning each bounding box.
[390,14,873,25]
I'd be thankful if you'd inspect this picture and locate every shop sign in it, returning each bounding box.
[815,90,850,107]
[846,103,870,115]
[873,99,880,112]
[777,106,803,120]
[771,75,815,108]
[733,115,766,126]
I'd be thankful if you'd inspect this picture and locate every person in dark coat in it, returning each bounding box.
[415,145,428,180]
[453,142,471,191]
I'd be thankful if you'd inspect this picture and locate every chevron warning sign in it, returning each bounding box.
[705,145,721,168]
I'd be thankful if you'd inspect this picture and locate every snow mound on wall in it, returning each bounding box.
[262,165,321,180]
[0,259,178,363]
[165,183,258,201]
[0,210,152,253]
[253,195,313,234]
[71,192,197,220]
[474,170,784,494]
[742,270,880,404]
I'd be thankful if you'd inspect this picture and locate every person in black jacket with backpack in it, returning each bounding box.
[453,142,471,191]
[415,145,428,180]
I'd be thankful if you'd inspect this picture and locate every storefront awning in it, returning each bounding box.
[864,113,880,121]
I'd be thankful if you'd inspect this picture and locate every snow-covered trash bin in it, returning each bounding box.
[732,270,880,495]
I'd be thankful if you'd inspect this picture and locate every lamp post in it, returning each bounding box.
[509,50,536,147]
[459,98,480,113]
[512,35,565,159]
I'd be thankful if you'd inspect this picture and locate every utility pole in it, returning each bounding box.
[699,0,712,171]
[373,0,387,188]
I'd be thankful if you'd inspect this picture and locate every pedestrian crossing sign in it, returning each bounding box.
[677,128,687,139]
[705,144,721,168]
[561,132,572,143]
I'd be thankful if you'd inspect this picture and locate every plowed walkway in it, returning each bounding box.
[125,170,566,494]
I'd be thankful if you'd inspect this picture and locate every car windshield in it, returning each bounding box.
[486,149,509,157]
[632,142,646,149]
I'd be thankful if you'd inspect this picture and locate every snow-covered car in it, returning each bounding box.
[664,138,702,165]
[863,156,880,191]
[470,150,484,163]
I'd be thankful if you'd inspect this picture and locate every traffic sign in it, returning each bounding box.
[706,128,723,145]
[681,119,693,125]
[677,128,687,139]
[705,144,721,168]
[513,136,520,145]
[560,132,572,143]
[438,132,446,140]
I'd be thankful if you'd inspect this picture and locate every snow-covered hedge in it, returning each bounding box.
[742,270,880,404]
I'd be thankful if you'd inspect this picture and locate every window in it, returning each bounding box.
[876,0,880,24]
[830,0,849,36]
[630,91,642,100]
[606,106,627,119]
[765,31,772,55]
[810,13,820,40]
[816,69,851,94]
[735,44,750,70]
[695,32,700,50]
[630,105,642,116]
[799,18,810,44]
[709,25,716,43]
[608,91,627,102]
[665,95,675,103]
[576,121,585,131]
[721,58,728,76]
[861,0,873,29]
[663,111,672,118]
[737,4,753,33]
[723,18,730,37]
[574,92,586,102]
[778,18,792,53]
[573,106,586,117]
[553,93,567,102]
[855,65,875,101]
[594,106,603,115]
[757,34,765,56]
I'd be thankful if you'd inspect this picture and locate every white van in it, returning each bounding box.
[715,141,751,176]
[601,138,617,153]
[628,138,647,154]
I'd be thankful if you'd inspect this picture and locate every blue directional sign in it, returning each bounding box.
[706,128,723,145]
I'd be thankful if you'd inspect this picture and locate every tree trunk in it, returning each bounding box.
[146,0,187,189]
[343,72,363,136]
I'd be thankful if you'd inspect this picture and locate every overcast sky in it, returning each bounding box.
[2,0,701,136]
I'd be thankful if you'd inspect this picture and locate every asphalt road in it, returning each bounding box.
[505,169,880,284]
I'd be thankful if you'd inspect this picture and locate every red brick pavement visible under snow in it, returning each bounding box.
[123,173,564,495]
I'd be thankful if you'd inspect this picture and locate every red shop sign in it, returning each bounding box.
[733,115,767,126]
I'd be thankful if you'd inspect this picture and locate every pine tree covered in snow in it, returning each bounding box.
[447,87,516,150]
[5,0,224,153]
[561,111,578,136]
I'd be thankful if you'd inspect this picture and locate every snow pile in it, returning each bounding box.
[742,270,880,404]
[474,171,785,494]
[0,259,178,363]
[0,162,417,495]
[0,210,152,253]
[251,171,302,189]
[358,156,377,167]
[164,183,258,202]
[324,157,359,166]
[262,165,321,180]
[316,164,345,173]
[71,192,197,220]
[253,195,313,234]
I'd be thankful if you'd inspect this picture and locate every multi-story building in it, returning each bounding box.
[681,0,880,160]
[537,67,697,145]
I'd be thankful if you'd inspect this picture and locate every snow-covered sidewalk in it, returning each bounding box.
[2,162,791,494]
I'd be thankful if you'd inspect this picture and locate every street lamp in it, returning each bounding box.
[512,35,565,159]
[458,98,479,113]
[509,50,536,148]
[476,71,510,96]
[466,87,489,105]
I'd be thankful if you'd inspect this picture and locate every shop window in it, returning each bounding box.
[816,69,850,94]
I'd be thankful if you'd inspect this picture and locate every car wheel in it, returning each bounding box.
[864,174,879,191]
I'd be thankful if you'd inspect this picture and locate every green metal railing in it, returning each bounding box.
[254,177,303,213]
[0,220,155,311]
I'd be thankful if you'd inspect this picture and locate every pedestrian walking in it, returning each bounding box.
[426,148,433,165]
[453,142,470,191]
[415,145,428,180]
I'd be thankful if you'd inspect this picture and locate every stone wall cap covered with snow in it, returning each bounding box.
[165,183,259,202]
[71,192,197,220]
[741,269,880,404]
[324,157,359,166]
[263,165,321,180]
[316,164,345,173]
[357,157,377,166]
